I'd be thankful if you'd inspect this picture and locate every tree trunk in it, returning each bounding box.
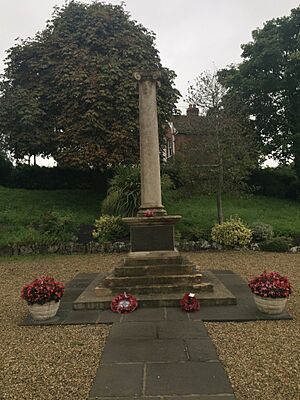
[216,163,224,224]
[293,133,300,180]
[33,155,37,166]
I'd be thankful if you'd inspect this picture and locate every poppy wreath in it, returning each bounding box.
[180,292,200,312]
[144,209,154,217]
[111,292,138,313]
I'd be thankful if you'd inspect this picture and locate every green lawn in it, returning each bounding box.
[0,186,103,246]
[0,186,299,246]
[166,193,300,238]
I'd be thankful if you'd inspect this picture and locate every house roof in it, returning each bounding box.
[171,114,205,135]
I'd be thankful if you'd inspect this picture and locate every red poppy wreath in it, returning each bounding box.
[111,292,138,313]
[180,292,200,312]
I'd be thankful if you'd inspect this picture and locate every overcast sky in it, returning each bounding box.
[1,0,299,112]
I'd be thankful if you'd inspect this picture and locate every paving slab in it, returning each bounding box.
[157,320,208,338]
[122,307,165,322]
[145,362,234,396]
[110,322,157,339]
[89,363,144,398]
[62,310,101,325]
[185,338,219,361]
[102,338,188,363]
[165,307,189,321]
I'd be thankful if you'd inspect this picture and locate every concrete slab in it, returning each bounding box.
[110,322,157,339]
[89,363,143,398]
[157,321,208,339]
[145,362,234,396]
[102,338,188,363]
[185,338,219,361]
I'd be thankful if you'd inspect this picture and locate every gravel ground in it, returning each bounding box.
[0,251,299,400]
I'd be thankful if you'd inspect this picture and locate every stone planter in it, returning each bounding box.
[253,295,287,314]
[28,300,60,320]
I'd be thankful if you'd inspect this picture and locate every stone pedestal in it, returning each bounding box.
[123,216,181,252]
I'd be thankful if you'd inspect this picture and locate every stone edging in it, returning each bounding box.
[1,240,299,257]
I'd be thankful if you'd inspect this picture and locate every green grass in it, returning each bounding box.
[0,186,103,246]
[0,186,299,246]
[166,193,300,238]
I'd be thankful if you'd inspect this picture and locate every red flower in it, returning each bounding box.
[144,210,154,217]
[248,271,291,298]
[111,292,138,313]
[21,276,64,305]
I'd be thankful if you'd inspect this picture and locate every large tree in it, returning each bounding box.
[0,1,179,168]
[219,6,300,179]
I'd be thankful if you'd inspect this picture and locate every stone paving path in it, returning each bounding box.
[89,308,235,399]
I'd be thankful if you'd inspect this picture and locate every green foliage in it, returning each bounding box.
[33,210,75,243]
[249,166,298,200]
[211,218,252,247]
[260,237,292,252]
[250,222,274,242]
[102,166,141,216]
[0,151,12,185]
[92,215,127,243]
[0,1,179,167]
[219,7,300,177]
[101,165,173,217]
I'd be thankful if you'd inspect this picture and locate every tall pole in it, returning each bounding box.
[134,71,166,216]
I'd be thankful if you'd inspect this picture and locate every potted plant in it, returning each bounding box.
[248,271,291,314]
[21,276,64,320]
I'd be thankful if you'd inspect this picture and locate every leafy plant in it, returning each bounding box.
[101,165,173,217]
[250,222,274,242]
[260,237,292,252]
[92,215,128,243]
[33,210,76,244]
[248,271,291,298]
[21,276,64,305]
[211,218,252,247]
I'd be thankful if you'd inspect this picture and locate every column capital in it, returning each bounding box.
[133,70,161,82]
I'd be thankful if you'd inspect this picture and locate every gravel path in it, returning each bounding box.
[0,251,299,400]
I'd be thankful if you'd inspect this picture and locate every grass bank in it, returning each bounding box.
[0,186,299,246]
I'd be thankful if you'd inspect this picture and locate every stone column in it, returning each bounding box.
[134,71,166,216]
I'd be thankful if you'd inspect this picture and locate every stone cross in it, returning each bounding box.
[133,70,166,216]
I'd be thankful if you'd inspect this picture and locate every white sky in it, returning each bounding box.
[0,0,298,166]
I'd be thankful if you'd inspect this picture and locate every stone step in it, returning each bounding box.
[124,251,186,267]
[114,263,196,277]
[105,273,203,287]
[105,282,213,296]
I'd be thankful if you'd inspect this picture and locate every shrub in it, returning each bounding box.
[21,276,64,305]
[102,165,173,216]
[211,218,252,247]
[92,215,128,243]
[260,237,292,252]
[250,222,274,242]
[248,271,291,298]
[101,166,141,216]
[33,210,76,244]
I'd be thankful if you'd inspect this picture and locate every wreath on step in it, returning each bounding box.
[180,292,200,312]
[111,292,138,313]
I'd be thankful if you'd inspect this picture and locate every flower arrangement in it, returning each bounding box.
[144,209,154,217]
[111,292,138,313]
[21,276,64,305]
[180,293,200,312]
[248,271,291,298]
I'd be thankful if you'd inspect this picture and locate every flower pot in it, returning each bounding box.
[28,300,60,320]
[253,295,287,315]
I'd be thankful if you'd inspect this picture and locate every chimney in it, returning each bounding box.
[186,104,199,116]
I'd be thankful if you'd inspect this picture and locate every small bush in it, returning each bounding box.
[250,222,274,242]
[92,215,128,243]
[260,237,292,252]
[211,218,252,247]
[32,210,76,244]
